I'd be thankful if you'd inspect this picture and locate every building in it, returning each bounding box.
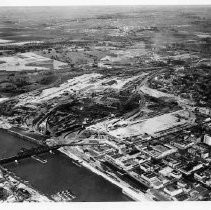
[159,166,173,177]
[120,158,139,171]
[0,170,4,183]
[194,169,211,187]
[170,137,195,150]
[140,172,157,185]
[135,153,151,164]
[151,178,164,190]
[140,162,153,172]
[163,183,183,197]
[142,144,177,159]
[203,134,211,146]
[169,170,182,179]
[178,162,203,175]
[177,180,188,189]
[188,144,210,159]
[194,171,207,182]
[198,107,211,116]
[162,156,181,169]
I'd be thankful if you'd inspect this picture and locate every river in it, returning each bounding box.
[0,130,131,201]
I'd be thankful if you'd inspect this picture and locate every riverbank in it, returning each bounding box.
[0,127,129,201]
[0,127,44,145]
[0,118,11,129]
[0,127,51,202]
[0,166,50,202]
[0,125,151,201]
[59,147,152,201]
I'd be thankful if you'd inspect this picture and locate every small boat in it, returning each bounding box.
[31,155,47,163]
[117,171,125,176]
[72,160,82,167]
[49,150,54,154]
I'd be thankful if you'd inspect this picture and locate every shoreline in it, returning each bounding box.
[59,147,152,201]
[0,166,50,202]
[0,125,152,201]
[0,126,52,202]
[0,127,44,145]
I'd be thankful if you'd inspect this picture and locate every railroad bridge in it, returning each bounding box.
[0,143,105,165]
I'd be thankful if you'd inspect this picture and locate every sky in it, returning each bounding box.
[0,0,210,6]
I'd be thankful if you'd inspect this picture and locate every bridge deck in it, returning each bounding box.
[0,143,106,165]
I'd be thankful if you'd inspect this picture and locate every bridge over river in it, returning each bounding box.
[0,143,105,165]
[0,130,130,201]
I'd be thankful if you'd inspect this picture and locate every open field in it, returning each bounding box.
[0,98,8,103]
[88,109,194,138]
[0,39,12,43]
[0,41,43,46]
[15,73,142,106]
[0,52,68,71]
